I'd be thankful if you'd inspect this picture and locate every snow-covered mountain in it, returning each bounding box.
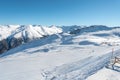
[0,25,120,80]
[1,25,120,54]
[0,25,62,54]
[1,24,120,55]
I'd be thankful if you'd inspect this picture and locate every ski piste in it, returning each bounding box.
[41,49,120,80]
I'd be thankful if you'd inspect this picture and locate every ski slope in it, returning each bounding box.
[0,25,120,80]
[86,68,120,80]
[0,40,120,80]
[41,48,120,80]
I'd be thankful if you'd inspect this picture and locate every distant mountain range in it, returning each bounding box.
[0,25,120,54]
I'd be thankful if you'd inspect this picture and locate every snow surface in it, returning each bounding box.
[0,25,62,41]
[86,68,120,80]
[1,44,119,80]
[0,25,62,53]
[0,25,120,80]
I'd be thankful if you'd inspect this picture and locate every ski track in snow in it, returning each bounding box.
[0,45,120,80]
[42,49,120,80]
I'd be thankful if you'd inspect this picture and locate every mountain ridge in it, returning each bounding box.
[0,25,62,54]
[0,25,120,54]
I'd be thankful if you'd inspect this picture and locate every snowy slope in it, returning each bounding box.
[0,25,19,40]
[1,39,120,80]
[1,25,120,54]
[0,25,120,80]
[86,68,120,80]
[0,25,62,40]
[0,25,62,54]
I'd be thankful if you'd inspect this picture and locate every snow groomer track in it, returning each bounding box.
[42,49,120,80]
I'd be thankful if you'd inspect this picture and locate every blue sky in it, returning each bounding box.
[0,0,120,26]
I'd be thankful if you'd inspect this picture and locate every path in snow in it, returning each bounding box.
[42,49,120,80]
